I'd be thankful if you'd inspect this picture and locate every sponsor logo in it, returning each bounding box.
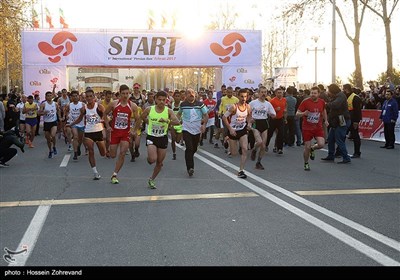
[244,79,255,84]
[38,31,77,63]
[3,246,28,264]
[229,76,236,82]
[39,69,51,74]
[50,77,59,84]
[210,32,246,63]
[30,81,41,86]
[237,68,247,73]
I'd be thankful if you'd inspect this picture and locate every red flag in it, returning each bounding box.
[32,9,39,28]
[59,8,68,28]
[45,8,54,28]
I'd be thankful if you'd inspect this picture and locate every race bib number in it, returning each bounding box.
[307,112,320,124]
[46,110,55,119]
[87,114,100,125]
[151,124,165,137]
[114,112,128,129]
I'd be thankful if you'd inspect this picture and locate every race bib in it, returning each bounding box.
[307,112,320,124]
[87,114,100,125]
[151,124,165,137]
[46,110,55,119]
[114,112,128,129]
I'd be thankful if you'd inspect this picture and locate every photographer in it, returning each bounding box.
[0,128,25,167]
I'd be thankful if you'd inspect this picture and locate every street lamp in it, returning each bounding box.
[307,36,325,85]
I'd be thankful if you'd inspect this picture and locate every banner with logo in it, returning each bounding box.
[273,67,298,89]
[358,109,400,144]
[222,66,261,89]
[23,65,67,101]
[22,30,261,67]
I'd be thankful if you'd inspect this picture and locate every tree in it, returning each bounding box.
[0,0,31,92]
[360,0,399,79]
[263,19,299,83]
[207,2,238,30]
[282,0,368,89]
[377,68,400,86]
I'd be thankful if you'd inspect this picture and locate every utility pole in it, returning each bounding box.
[332,0,336,83]
[307,36,325,85]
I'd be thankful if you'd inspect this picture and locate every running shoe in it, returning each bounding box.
[237,170,247,179]
[73,154,78,161]
[172,153,176,160]
[148,178,156,189]
[188,168,194,177]
[68,144,73,152]
[310,148,315,160]
[304,163,310,171]
[53,147,57,155]
[255,162,264,170]
[111,175,119,184]
[0,162,10,168]
[48,151,53,159]
[93,173,101,180]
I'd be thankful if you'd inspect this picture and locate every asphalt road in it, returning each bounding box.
[0,132,399,268]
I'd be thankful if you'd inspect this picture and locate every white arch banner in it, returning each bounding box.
[22,29,261,96]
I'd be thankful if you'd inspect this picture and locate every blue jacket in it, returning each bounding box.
[380,97,399,123]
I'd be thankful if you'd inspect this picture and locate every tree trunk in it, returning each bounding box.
[353,38,363,89]
[384,19,393,78]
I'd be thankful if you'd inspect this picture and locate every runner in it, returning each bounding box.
[169,91,182,160]
[218,86,239,152]
[39,91,61,158]
[100,90,113,158]
[202,90,217,145]
[222,88,252,178]
[104,85,139,184]
[65,90,85,160]
[16,95,26,144]
[249,86,276,170]
[135,90,180,189]
[130,83,146,160]
[57,88,70,145]
[296,86,328,171]
[23,95,39,148]
[67,88,106,180]
[176,89,208,177]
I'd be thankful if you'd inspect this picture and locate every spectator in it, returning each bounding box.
[379,90,398,149]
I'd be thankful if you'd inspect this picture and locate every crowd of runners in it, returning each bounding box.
[0,81,398,189]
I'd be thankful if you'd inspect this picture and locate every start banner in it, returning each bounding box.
[358,109,400,144]
[22,29,261,67]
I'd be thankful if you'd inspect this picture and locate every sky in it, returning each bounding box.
[32,0,400,85]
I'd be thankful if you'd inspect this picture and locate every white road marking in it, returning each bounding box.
[184,147,400,265]
[60,155,70,167]
[0,192,258,207]
[8,205,51,266]
[198,148,400,252]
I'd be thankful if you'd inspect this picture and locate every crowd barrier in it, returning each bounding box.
[358,109,400,144]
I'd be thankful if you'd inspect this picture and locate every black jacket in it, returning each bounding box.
[326,92,350,128]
